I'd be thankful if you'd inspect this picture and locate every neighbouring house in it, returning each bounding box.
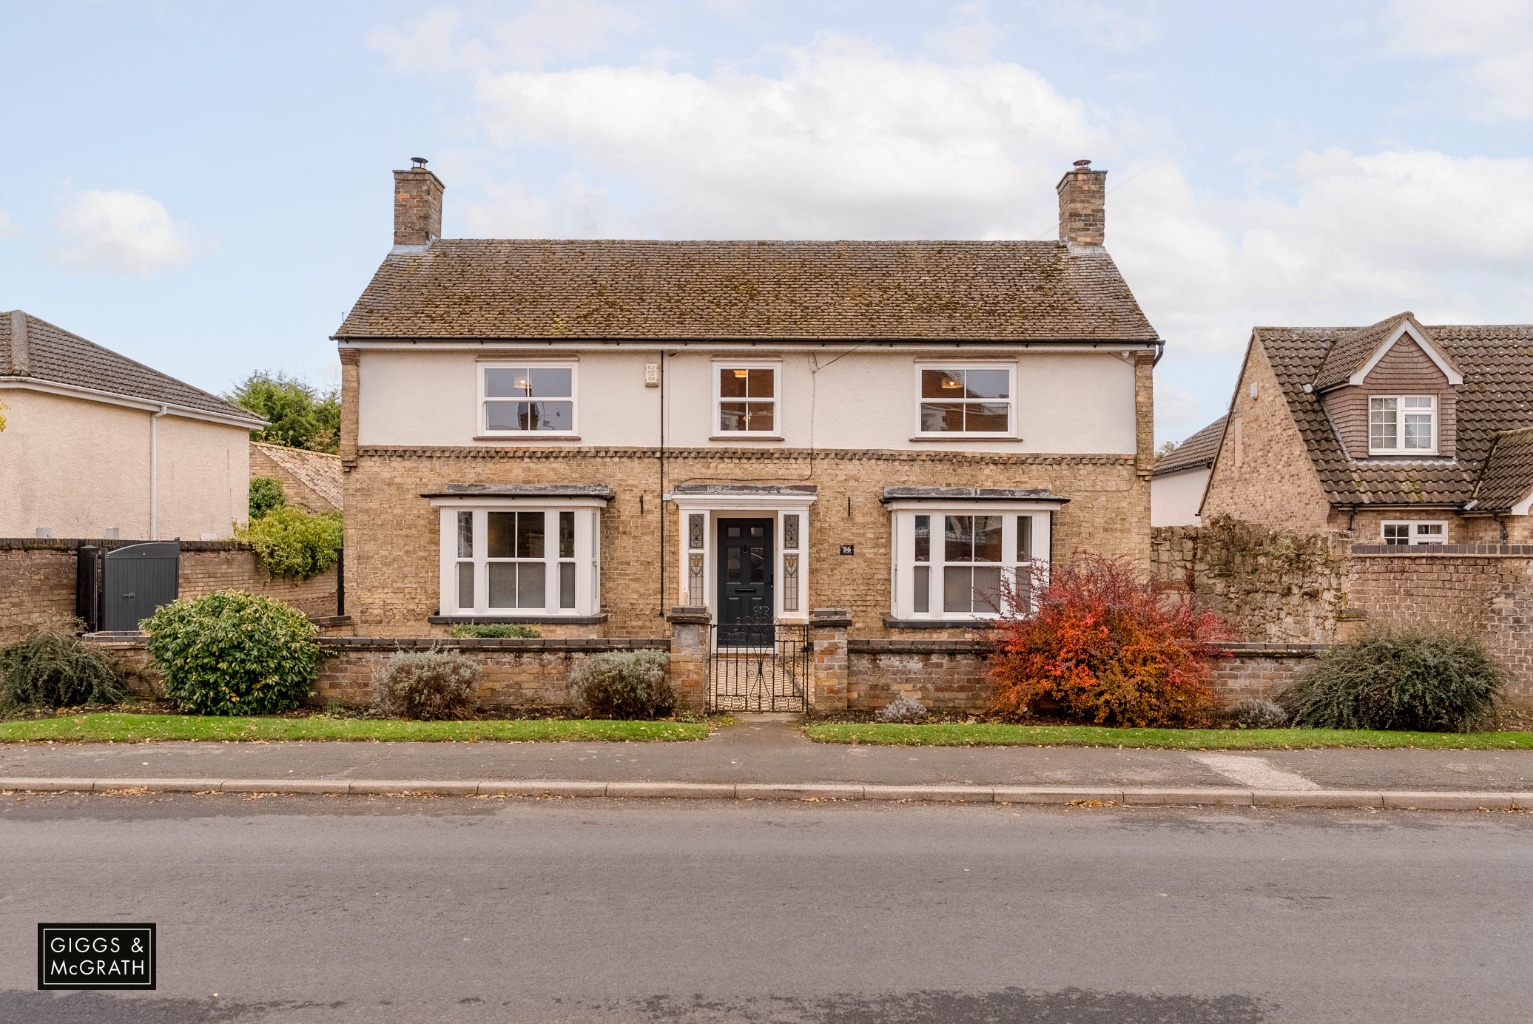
[0,310,264,540]
[332,158,1160,640]
[250,441,343,514]
[1202,311,1533,545]
[1151,415,1225,526]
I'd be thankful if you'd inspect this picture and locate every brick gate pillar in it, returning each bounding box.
[667,606,711,712]
[810,608,852,713]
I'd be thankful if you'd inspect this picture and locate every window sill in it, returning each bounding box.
[428,614,608,625]
[909,435,1023,443]
[709,434,786,442]
[473,434,581,443]
[882,615,999,630]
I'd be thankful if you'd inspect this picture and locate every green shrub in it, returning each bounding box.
[447,623,542,639]
[1279,628,1503,732]
[144,591,321,715]
[372,649,480,720]
[249,476,287,519]
[1225,698,1288,729]
[570,650,675,719]
[236,506,343,580]
[0,626,126,711]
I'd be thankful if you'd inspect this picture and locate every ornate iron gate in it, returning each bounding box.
[708,622,812,713]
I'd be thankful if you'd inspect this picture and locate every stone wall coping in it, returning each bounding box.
[0,537,255,552]
[810,608,853,628]
[850,639,990,655]
[667,606,711,625]
[1351,544,1533,557]
[1217,642,1330,656]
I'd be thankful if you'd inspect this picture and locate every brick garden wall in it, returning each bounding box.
[0,538,339,644]
[92,635,671,708]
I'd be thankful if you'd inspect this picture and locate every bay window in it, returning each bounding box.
[890,504,1052,621]
[437,501,601,617]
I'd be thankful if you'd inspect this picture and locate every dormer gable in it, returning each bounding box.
[1313,312,1463,392]
[1315,313,1463,460]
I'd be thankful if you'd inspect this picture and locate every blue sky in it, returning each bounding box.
[2,0,1530,440]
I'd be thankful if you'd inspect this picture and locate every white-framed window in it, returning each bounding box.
[437,503,601,616]
[480,363,577,435]
[914,364,1015,436]
[714,363,778,434]
[890,506,1051,620]
[1369,395,1436,454]
[1381,521,1448,546]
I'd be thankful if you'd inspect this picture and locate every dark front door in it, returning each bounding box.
[718,518,774,646]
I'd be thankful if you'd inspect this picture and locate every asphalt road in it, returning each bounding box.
[1,794,1530,1024]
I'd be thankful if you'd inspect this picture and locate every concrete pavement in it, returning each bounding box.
[3,715,1532,809]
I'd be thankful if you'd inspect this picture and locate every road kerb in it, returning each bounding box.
[0,778,102,793]
[736,784,865,801]
[606,782,736,799]
[475,780,608,798]
[1379,791,1523,811]
[1252,789,1384,808]
[347,780,478,796]
[863,785,996,803]
[993,787,1123,805]
[1121,788,1254,806]
[97,778,222,793]
[220,779,350,794]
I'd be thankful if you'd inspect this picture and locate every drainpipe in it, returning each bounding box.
[150,404,168,539]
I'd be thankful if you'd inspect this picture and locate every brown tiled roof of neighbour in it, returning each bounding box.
[1153,415,1227,477]
[1259,323,1533,507]
[334,239,1159,342]
[1312,311,1462,391]
[0,311,262,424]
[1470,427,1533,512]
[251,441,344,511]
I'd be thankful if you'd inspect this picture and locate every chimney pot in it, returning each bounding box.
[1056,159,1107,248]
[393,161,444,248]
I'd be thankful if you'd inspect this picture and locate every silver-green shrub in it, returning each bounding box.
[372,649,480,720]
[569,650,674,719]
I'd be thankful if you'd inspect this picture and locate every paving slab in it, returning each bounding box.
[2,716,1531,792]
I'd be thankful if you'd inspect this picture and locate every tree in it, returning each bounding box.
[227,371,340,453]
[0,398,7,432]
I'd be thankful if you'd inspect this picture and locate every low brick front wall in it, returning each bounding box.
[1209,643,1328,702]
[89,635,671,709]
[848,639,991,712]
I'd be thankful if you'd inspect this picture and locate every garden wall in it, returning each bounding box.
[0,538,340,644]
[1151,517,1348,643]
[92,635,672,709]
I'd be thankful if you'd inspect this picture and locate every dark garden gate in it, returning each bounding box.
[100,541,180,632]
[706,620,812,713]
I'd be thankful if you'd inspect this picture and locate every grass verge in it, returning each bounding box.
[804,722,1533,750]
[0,713,710,744]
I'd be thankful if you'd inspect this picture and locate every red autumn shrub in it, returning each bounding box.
[988,555,1232,727]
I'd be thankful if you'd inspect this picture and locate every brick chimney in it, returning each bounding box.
[1056,159,1107,248]
[393,157,444,248]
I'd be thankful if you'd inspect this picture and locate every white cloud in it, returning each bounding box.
[0,211,18,239]
[465,35,1109,238]
[369,1,646,73]
[53,189,195,277]
[1154,380,1203,438]
[1385,0,1533,119]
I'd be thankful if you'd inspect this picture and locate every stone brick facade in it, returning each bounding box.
[0,538,339,644]
[342,446,1150,639]
[1202,343,1333,533]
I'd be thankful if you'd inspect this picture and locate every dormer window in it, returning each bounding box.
[1369,395,1436,454]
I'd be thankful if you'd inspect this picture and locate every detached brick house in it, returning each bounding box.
[333,159,1161,640]
[1203,311,1533,545]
